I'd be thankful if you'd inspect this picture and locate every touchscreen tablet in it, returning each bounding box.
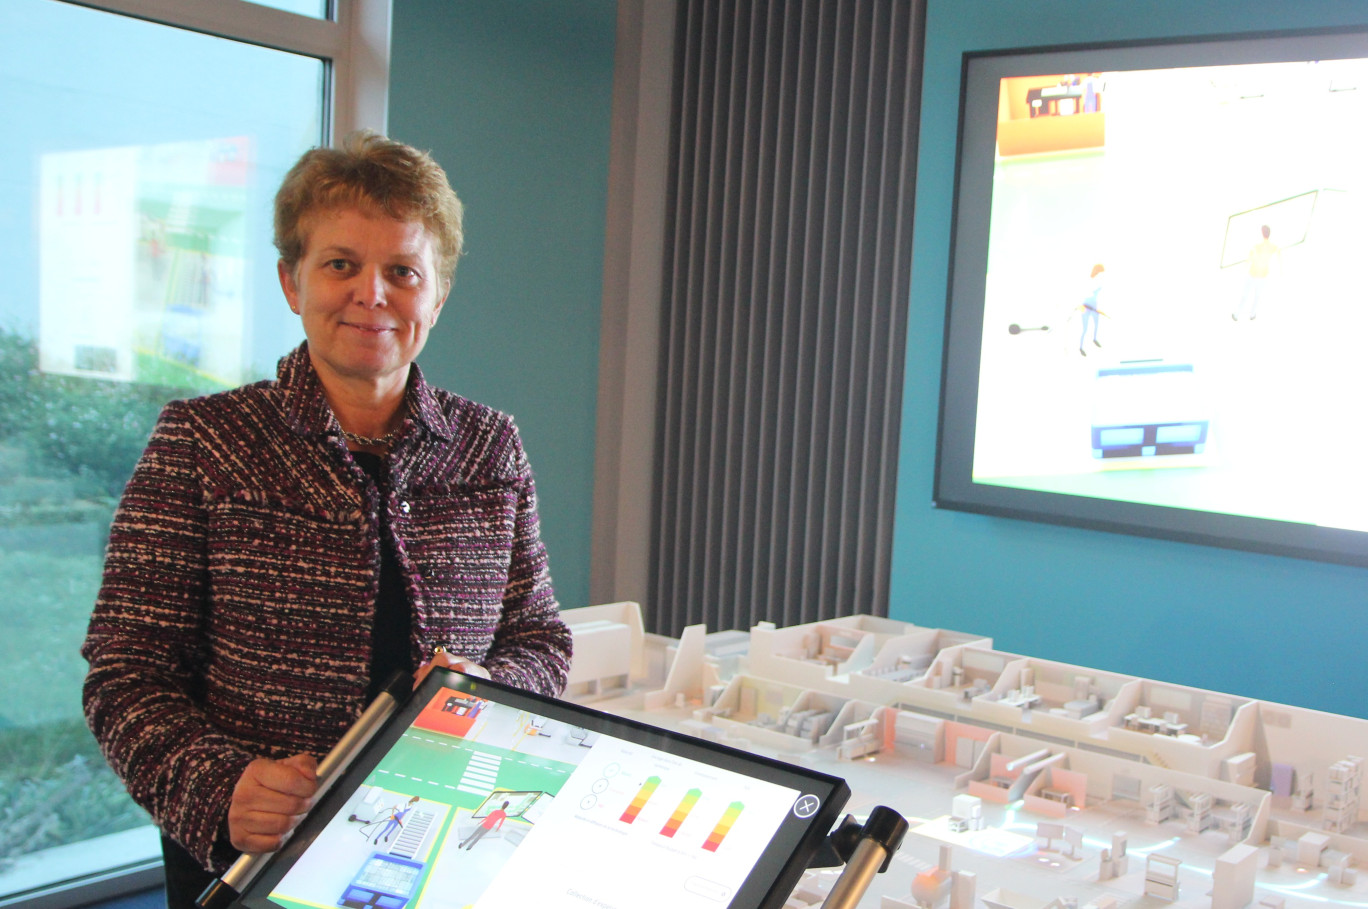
[229,668,850,909]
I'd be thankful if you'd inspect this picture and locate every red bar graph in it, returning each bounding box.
[660,788,701,837]
[703,801,744,852]
[620,775,660,824]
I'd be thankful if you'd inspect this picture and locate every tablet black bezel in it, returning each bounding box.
[230,668,851,909]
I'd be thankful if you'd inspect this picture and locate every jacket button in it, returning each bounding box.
[399,500,411,515]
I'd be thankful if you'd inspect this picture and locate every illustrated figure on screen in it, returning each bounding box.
[1078,263,1106,356]
[1233,225,1281,321]
[460,800,510,851]
[372,796,420,844]
[1081,73,1103,113]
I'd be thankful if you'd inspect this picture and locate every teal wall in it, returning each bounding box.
[388,0,617,613]
[892,1,1368,719]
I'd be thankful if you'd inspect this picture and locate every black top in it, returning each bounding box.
[352,450,414,702]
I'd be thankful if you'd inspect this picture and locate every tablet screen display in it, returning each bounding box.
[231,669,849,909]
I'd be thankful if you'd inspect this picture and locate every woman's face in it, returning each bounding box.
[279,207,447,393]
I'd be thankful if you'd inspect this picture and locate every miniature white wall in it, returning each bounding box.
[561,601,646,686]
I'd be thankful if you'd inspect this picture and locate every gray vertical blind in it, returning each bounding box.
[651,0,923,636]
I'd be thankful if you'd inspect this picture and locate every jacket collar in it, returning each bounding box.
[277,342,455,444]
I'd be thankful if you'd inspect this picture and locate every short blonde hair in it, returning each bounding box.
[274,131,464,293]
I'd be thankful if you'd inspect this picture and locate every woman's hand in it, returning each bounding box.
[227,753,319,854]
[414,649,490,689]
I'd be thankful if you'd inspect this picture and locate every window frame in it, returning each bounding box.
[3,2,390,907]
[61,0,391,140]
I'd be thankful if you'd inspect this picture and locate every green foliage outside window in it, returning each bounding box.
[0,326,223,869]
[0,328,217,500]
[0,723,150,870]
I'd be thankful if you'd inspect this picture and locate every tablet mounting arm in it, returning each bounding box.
[809,805,909,909]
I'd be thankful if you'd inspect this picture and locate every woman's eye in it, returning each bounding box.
[326,259,350,272]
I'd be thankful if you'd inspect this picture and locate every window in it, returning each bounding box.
[0,1,388,905]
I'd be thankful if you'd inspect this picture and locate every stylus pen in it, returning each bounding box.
[196,672,410,909]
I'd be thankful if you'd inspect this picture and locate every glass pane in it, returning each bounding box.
[247,0,329,17]
[0,0,319,896]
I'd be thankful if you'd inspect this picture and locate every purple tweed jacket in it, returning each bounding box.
[82,343,571,870]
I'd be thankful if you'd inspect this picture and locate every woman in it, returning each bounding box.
[81,132,572,908]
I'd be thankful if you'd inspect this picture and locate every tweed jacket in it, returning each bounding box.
[82,343,571,870]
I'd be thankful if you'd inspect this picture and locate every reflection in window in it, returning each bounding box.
[249,0,329,17]
[0,0,322,900]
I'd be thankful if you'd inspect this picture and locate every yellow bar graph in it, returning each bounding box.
[620,775,660,824]
[703,801,744,851]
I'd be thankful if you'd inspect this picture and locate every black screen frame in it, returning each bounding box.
[229,669,850,909]
[934,26,1368,567]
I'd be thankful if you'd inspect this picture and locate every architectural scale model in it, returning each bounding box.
[560,604,1368,909]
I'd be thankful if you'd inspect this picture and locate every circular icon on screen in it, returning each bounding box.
[793,794,821,818]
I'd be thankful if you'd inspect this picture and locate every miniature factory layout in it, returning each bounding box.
[559,603,1368,909]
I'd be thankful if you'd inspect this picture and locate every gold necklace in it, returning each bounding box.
[340,426,402,448]
[339,399,412,448]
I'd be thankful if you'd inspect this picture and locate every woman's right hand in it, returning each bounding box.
[227,753,319,854]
